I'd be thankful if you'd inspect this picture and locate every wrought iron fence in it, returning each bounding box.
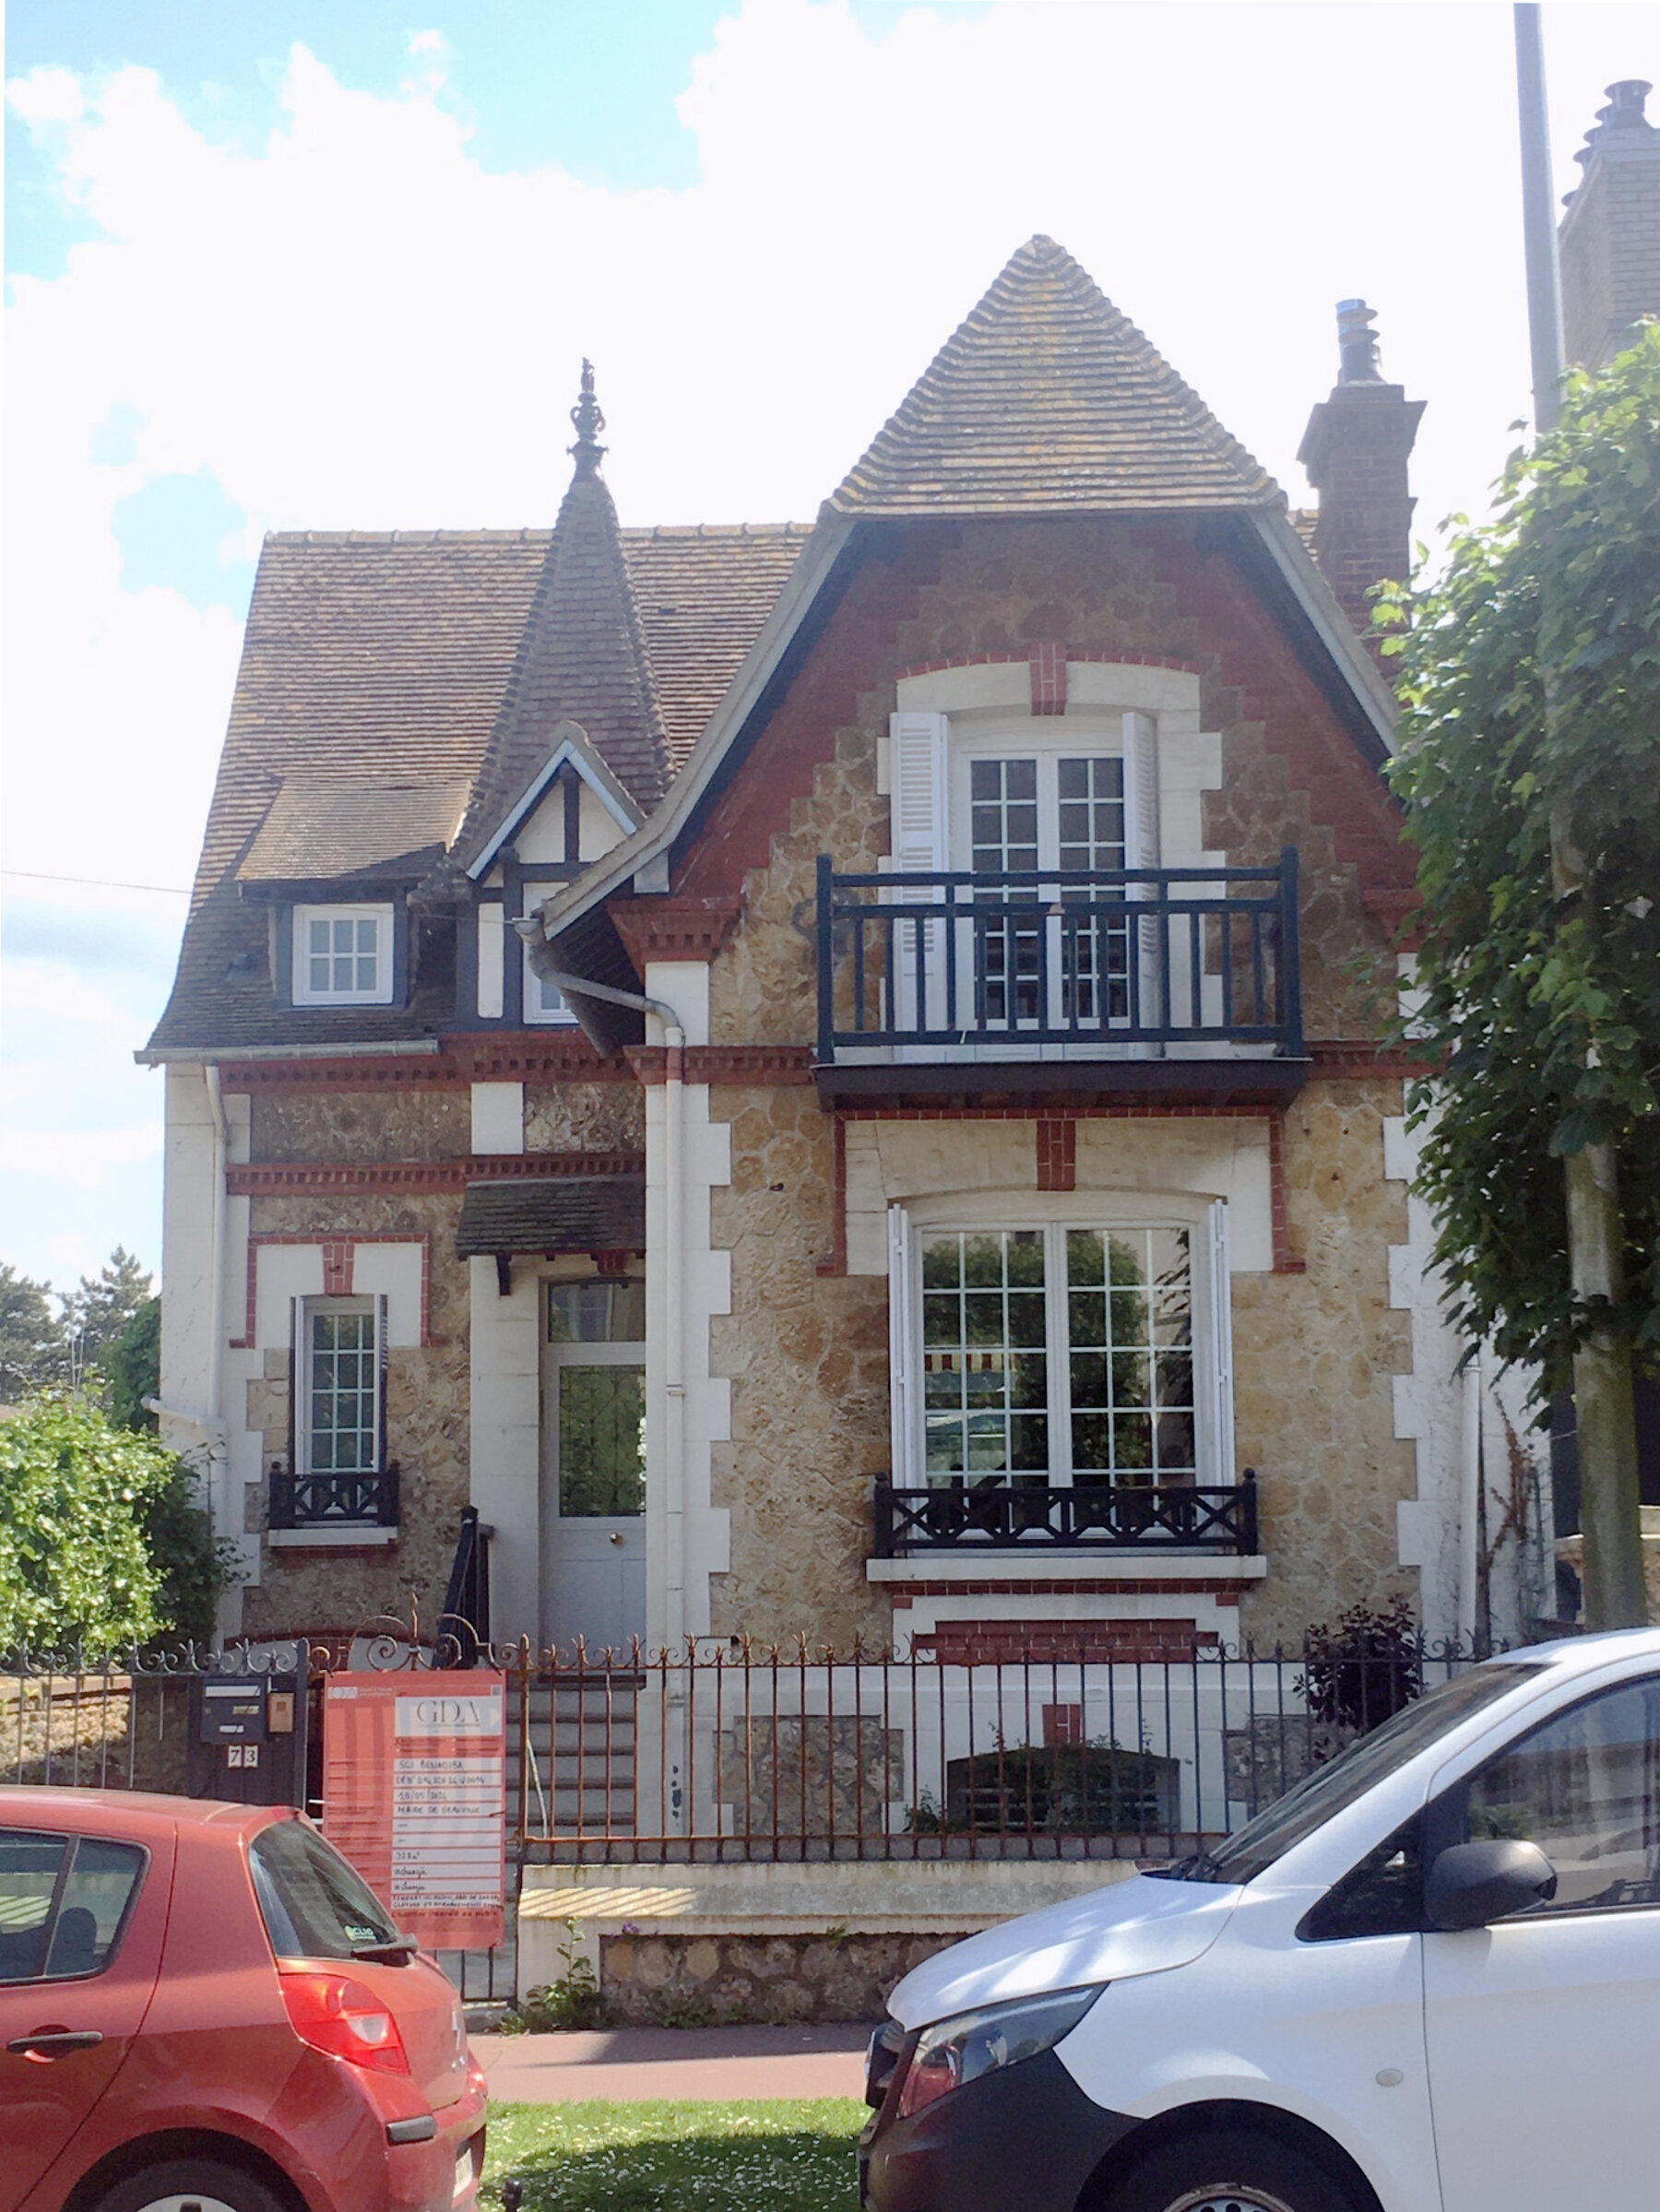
[511,1629,1490,1864]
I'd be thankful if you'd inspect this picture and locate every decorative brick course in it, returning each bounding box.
[918,1618,1218,1663]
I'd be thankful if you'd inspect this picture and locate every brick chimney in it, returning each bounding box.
[1559,80,1660,371]
[1296,301,1425,643]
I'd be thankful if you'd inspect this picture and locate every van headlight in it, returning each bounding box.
[895,1986,1103,2118]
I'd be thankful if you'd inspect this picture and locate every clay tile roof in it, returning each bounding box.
[240,776,470,883]
[623,525,812,772]
[831,235,1280,517]
[449,463,673,878]
[456,1176,646,1258]
[144,525,798,1054]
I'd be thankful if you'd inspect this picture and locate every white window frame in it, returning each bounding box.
[291,904,395,1007]
[293,1294,386,1485]
[887,1194,1233,1494]
[522,896,577,1027]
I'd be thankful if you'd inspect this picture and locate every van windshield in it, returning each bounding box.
[1151,1662,1546,1888]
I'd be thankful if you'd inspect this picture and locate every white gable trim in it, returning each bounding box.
[466,721,641,881]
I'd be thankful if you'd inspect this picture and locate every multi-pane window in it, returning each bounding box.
[291,905,394,1006]
[916,1224,1199,1487]
[963,754,1131,1028]
[302,1304,379,1476]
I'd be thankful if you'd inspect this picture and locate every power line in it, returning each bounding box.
[3,868,190,896]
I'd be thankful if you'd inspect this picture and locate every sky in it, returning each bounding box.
[4,0,1658,1298]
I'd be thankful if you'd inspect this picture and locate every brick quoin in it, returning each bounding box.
[919,1617,1220,1664]
[1028,639,1066,715]
[320,1239,354,1295]
[1036,1118,1077,1191]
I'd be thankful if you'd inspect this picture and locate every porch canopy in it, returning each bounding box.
[456,1175,646,1262]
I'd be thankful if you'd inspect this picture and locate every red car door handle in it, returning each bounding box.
[6,2031,105,2056]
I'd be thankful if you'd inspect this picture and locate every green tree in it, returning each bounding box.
[0,1397,220,1653]
[0,1264,67,1402]
[1381,326,1660,1617]
[63,1247,154,1380]
[103,1296,161,1434]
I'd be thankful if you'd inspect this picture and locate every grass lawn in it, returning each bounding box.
[482,2098,867,2211]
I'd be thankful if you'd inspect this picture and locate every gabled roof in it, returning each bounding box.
[464,722,638,883]
[830,235,1280,517]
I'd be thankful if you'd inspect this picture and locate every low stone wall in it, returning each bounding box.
[599,1930,970,2027]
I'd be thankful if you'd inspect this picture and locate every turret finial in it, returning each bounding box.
[568,360,608,479]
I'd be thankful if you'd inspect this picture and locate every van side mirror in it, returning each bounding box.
[1425,1839,1558,1930]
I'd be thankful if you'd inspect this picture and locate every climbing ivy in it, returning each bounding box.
[1378,325,1660,1399]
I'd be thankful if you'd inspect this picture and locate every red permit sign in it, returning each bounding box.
[322,1672,507,1952]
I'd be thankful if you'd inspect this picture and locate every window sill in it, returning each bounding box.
[866,1554,1267,1584]
[267,1526,400,1550]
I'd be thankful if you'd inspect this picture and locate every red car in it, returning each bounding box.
[0,1788,487,2212]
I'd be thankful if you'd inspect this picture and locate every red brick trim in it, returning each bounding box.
[628,1045,817,1086]
[219,1035,634,1093]
[1028,640,1067,715]
[231,1231,436,1350]
[610,896,744,968]
[1036,1118,1077,1192]
[1308,1040,1431,1080]
[227,1152,644,1196]
[918,1617,1218,1663]
[321,1239,353,1295]
[847,1102,1273,1123]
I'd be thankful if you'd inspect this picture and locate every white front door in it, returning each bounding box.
[540,1281,647,1658]
[1423,1672,1660,2212]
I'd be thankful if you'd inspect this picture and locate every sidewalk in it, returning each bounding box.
[472,2024,873,2104]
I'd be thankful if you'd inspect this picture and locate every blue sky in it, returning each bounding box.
[4,0,1657,1302]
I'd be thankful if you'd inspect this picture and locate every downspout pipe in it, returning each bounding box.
[515,944,691,1669]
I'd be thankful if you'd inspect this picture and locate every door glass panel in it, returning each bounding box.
[548,1280,646,1344]
[1460,1676,1660,1913]
[44,1839,145,1977]
[919,1230,1049,1483]
[1065,1227,1194,1482]
[558,1366,646,1516]
[0,1830,66,1983]
[1057,757,1128,1023]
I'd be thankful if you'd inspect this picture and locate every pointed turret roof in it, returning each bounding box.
[831,235,1279,517]
[449,364,670,871]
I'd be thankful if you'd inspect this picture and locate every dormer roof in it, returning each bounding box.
[830,235,1280,518]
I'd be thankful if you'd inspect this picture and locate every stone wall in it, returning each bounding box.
[707,1084,891,1650]
[240,1187,470,1638]
[526,1082,644,1153]
[599,1930,968,2027]
[1233,1076,1417,1646]
[250,1090,469,1163]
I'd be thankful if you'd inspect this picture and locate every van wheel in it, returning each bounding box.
[91,2159,288,2212]
[1101,2128,1361,2212]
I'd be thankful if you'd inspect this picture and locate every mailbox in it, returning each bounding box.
[186,1669,308,1806]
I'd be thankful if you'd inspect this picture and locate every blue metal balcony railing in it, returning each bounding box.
[815,849,1302,1064]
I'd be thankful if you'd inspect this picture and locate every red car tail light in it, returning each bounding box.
[279,1969,412,2075]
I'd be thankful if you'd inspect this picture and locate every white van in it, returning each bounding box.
[859,1627,1660,2212]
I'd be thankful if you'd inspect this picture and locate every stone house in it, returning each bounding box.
[144,236,1547,1663]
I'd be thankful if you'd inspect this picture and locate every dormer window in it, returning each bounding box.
[291,905,395,1007]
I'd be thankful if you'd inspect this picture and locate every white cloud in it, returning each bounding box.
[0,1123,163,1189]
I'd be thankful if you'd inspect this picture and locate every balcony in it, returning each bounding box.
[268,1463,400,1532]
[872,1473,1258,1558]
[814,850,1305,1106]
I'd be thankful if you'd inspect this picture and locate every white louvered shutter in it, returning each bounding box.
[888,714,948,1036]
[887,1204,915,1485]
[1204,1201,1236,1485]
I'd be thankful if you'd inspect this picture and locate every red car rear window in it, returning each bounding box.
[250,1818,401,1961]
